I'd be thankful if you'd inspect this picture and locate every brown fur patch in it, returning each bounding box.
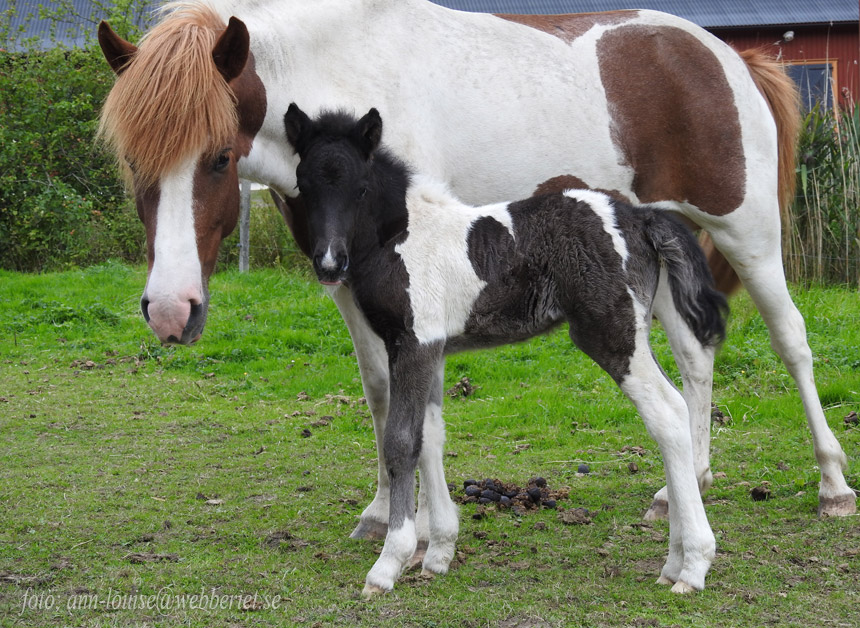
[99,5,237,185]
[533,175,630,204]
[596,26,746,216]
[497,11,637,43]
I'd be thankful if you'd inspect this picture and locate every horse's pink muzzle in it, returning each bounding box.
[141,292,207,345]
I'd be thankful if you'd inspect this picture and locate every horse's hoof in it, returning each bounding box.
[655,575,675,586]
[670,581,697,594]
[404,540,429,572]
[643,499,669,521]
[350,518,388,540]
[420,568,437,578]
[818,493,857,517]
[362,583,389,599]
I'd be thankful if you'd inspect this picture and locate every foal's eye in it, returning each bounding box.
[357,186,368,201]
[213,151,231,172]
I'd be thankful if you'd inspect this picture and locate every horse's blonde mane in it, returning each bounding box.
[98,3,238,184]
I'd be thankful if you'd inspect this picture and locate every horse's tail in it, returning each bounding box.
[701,48,802,295]
[648,214,729,348]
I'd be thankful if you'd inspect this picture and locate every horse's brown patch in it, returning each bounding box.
[532,175,630,204]
[233,51,267,159]
[193,158,240,280]
[596,26,745,216]
[497,11,637,44]
[269,190,312,258]
[133,182,159,272]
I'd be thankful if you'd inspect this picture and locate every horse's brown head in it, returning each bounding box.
[98,7,265,344]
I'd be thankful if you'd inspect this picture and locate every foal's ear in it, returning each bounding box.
[356,108,383,158]
[98,21,138,75]
[284,103,313,153]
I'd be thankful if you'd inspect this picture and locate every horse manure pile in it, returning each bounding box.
[454,477,569,515]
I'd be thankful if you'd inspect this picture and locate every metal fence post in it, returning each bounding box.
[239,179,251,272]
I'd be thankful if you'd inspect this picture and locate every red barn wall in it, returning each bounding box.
[711,24,859,108]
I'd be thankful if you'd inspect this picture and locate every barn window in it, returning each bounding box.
[786,61,836,110]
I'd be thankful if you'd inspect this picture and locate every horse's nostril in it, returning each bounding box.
[140,297,151,322]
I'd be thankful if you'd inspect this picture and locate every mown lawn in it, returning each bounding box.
[1,263,858,627]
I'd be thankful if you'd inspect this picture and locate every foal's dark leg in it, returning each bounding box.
[363,340,445,596]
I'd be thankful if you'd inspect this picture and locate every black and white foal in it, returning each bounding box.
[283,104,729,596]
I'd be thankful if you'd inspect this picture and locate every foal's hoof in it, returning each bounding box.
[361,583,389,599]
[818,493,857,517]
[643,499,669,521]
[656,575,697,594]
[670,581,697,594]
[350,518,389,541]
[405,540,429,572]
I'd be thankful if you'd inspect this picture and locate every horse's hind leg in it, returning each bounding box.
[710,226,856,516]
[621,355,715,592]
[645,276,717,521]
[572,314,715,591]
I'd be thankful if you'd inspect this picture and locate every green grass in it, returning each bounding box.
[1,263,858,627]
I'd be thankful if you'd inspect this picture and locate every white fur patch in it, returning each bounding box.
[395,177,515,345]
[143,155,203,339]
[562,189,629,269]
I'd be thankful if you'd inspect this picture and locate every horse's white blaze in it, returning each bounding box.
[395,178,514,345]
[564,189,630,269]
[143,155,203,341]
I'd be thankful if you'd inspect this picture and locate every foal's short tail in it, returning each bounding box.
[646,215,729,348]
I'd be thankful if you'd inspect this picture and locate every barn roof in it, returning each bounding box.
[2,1,857,51]
[430,1,859,28]
[0,0,157,50]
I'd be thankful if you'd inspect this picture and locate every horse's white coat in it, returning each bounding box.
[130,0,855,595]
[143,155,203,342]
[396,178,513,345]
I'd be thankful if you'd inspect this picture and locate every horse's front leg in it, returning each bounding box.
[328,286,437,551]
[328,285,391,540]
[416,360,459,576]
[645,277,717,521]
[363,341,444,596]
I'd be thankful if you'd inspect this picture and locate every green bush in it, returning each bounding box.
[787,105,860,287]
[0,16,144,271]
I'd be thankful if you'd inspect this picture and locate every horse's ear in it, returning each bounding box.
[356,108,383,158]
[212,16,250,83]
[98,21,138,75]
[284,103,313,153]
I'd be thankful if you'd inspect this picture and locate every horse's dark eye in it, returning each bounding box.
[357,186,368,201]
[214,152,230,172]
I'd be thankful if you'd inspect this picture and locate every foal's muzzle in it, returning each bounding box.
[313,241,349,286]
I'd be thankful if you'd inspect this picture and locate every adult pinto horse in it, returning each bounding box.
[97,0,855,551]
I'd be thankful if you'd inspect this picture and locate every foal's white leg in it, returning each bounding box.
[645,277,717,521]
[328,285,392,539]
[710,231,856,516]
[622,344,716,592]
[418,362,459,576]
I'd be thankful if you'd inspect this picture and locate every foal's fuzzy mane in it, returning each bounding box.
[98,2,238,184]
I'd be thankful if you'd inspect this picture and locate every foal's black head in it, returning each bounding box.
[284,104,409,285]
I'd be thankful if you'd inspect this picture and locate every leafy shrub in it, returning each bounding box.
[0,7,145,271]
[787,105,860,286]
